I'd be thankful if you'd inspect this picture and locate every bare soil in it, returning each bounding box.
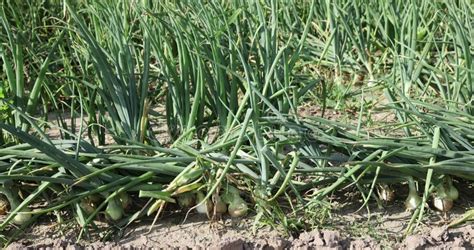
[4,195,474,249]
[5,217,474,249]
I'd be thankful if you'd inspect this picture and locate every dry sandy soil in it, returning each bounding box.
[4,196,474,249]
[5,217,474,249]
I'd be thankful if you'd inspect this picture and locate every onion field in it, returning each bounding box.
[0,0,473,247]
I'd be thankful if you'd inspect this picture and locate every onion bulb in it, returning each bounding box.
[445,176,458,201]
[195,191,213,218]
[433,195,453,212]
[80,198,97,215]
[80,195,102,215]
[105,197,124,221]
[0,195,8,215]
[177,192,195,208]
[118,192,131,210]
[12,208,31,225]
[221,186,248,217]
[214,194,227,214]
[0,186,31,225]
[378,184,395,202]
[405,177,422,210]
[228,197,248,217]
[433,182,454,212]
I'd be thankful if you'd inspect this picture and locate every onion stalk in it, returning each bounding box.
[405,177,422,210]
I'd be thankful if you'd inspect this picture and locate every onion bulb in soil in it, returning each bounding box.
[405,177,422,210]
[105,197,124,221]
[195,191,213,218]
[177,192,195,209]
[432,178,457,213]
[433,195,453,212]
[214,194,227,214]
[80,198,97,215]
[221,186,248,218]
[0,187,32,225]
[119,192,131,210]
[80,195,102,215]
[0,195,8,215]
[378,184,395,202]
[445,176,459,201]
[227,196,248,217]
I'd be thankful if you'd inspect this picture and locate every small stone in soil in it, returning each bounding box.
[323,230,341,247]
[430,226,448,242]
[405,235,427,250]
[266,237,290,250]
[452,237,465,247]
[212,238,244,250]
